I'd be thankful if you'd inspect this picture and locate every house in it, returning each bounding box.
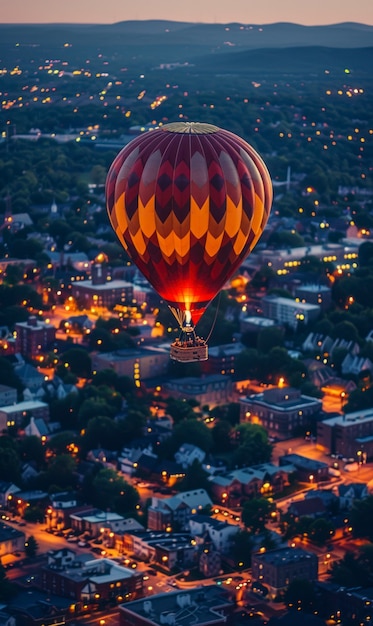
[200,342,246,376]
[13,363,45,394]
[119,529,196,571]
[41,552,143,606]
[0,481,20,508]
[0,385,17,407]
[10,490,48,517]
[251,547,318,599]
[317,408,373,460]
[334,483,369,510]
[188,515,239,554]
[174,443,206,469]
[239,387,322,439]
[163,374,233,407]
[287,496,326,519]
[8,589,72,626]
[147,489,213,531]
[119,586,235,626]
[92,346,170,384]
[0,399,49,432]
[15,316,56,360]
[279,453,329,483]
[261,294,320,329]
[86,448,118,468]
[69,509,126,538]
[0,522,25,557]
[208,463,295,506]
[24,416,51,440]
[341,353,373,377]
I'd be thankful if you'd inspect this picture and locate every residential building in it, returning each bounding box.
[334,483,369,510]
[0,522,25,557]
[41,551,143,606]
[200,342,246,376]
[317,408,373,460]
[0,384,17,407]
[251,547,318,599]
[174,444,206,469]
[147,489,213,532]
[0,399,49,431]
[121,530,196,571]
[239,386,322,439]
[8,589,72,626]
[92,346,169,384]
[69,509,126,538]
[71,261,133,309]
[14,361,45,393]
[188,515,239,554]
[119,586,235,626]
[0,481,21,508]
[261,295,320,329]
[279,453,329,483]
[287,496,326,519]
[10,489,48,517]
[24,416,51,440]
[15,316,56,359]
[253,242,357,274]
[163,375,233,407]
[294,284,332,312]
[208,463,295,506]
[239,316,276,335]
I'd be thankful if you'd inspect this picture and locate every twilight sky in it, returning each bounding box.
[2,0,373,26]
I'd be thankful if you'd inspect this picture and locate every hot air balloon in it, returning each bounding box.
[106,121,272,362]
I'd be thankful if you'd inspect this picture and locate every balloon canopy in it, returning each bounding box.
[106,121,272,329]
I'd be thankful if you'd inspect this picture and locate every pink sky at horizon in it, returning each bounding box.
[1,0,373,26]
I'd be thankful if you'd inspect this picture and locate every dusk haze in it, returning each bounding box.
[1,0,373,25]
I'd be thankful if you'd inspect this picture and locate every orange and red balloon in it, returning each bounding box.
[106,121,272,327]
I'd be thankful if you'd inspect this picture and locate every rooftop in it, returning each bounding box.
[322,408,373,427]
[253,547,317,566]
[120,585,233,625]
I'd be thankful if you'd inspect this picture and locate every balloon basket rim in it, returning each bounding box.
[170,341,208,363]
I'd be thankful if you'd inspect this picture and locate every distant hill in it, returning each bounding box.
[0,20,372,76]
[0,20,372,48]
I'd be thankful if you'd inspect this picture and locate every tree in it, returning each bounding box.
[19,436,45,468]
[330,551,371,587]
[333,320,360,343]
[59,347,92,378]
[0,437,21,483]
[241,497,273,534]
[0,357,23,395]
[210,403,240,426]
[40,454,77,491]
[257,327,285,354]
[0,563,17,601]
[232,424,272,467]
[349,496,373,541]
[170,419,213,455]
[283,578,317,612]
[24,535,39,558]
[91,468,139,514]
[212,419,233,453]
[166,398,196,425]
[231,530,254,568]
[78,398,114,428]
[176,460,211,493]
[83,415,121,451]
[308,517,335,545]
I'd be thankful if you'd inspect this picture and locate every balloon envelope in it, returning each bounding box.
[106,121,272,326]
